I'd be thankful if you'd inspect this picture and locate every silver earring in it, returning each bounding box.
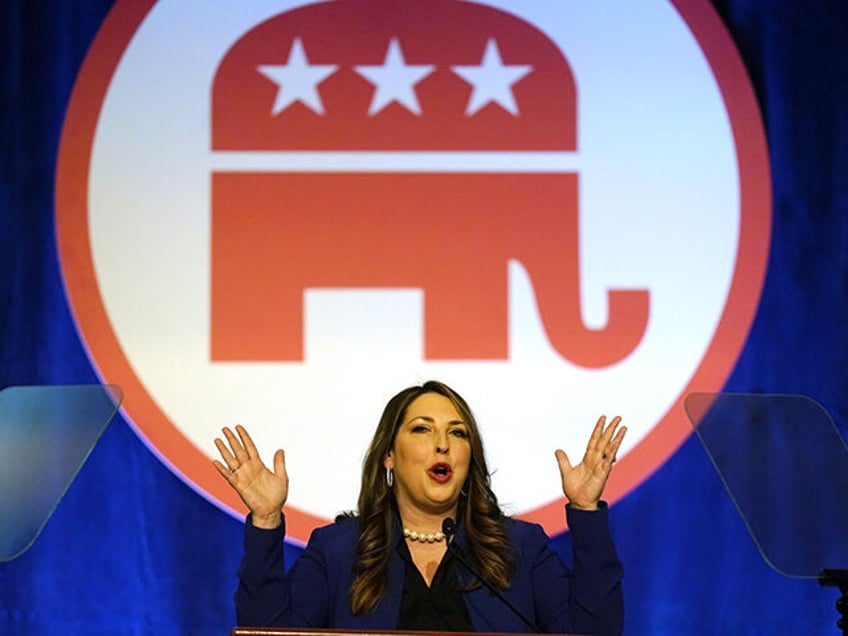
[386,467,394,487]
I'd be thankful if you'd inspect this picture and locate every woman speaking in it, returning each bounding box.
[214,380,625,636]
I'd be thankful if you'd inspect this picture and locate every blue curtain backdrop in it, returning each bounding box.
[1,1,846,635]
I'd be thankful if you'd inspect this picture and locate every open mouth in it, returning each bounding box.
[428,463,452,482]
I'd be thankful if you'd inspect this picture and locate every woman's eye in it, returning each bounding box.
[411,425,429,433]
[450,428,469,439]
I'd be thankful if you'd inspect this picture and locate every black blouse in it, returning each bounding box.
[395,537,474,632]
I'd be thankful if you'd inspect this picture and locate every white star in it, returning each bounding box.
[452,39,532,116]
[257,38,337,115]
[354,38,435,116]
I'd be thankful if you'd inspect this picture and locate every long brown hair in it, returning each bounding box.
[347,380,515,615]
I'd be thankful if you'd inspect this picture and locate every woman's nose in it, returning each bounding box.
[435,432,449,454]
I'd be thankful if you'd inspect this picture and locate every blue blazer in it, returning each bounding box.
[236,505,623,636]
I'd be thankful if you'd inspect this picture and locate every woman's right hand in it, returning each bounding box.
[213,425,288,529]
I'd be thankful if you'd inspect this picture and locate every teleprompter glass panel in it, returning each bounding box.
[685,393,848,578]
[0,385,123,561]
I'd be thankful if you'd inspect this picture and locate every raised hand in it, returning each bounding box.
[555,415,626,511]
[213,425,288,529]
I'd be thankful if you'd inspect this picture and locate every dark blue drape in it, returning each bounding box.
[1,1,846,634]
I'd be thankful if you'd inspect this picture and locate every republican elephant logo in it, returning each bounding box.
[57,0,769,540]
[209,0,649,368]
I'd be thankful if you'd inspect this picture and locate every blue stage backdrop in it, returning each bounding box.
[1,1,847,635]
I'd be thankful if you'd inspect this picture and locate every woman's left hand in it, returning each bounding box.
[555,415,626,510]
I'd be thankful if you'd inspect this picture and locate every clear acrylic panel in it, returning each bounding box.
[684,393,848,578]
[0,385,123,561]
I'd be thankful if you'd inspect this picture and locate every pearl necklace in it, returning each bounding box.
[403,528,446,543]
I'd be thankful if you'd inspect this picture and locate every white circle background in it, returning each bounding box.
[88,1,738,520]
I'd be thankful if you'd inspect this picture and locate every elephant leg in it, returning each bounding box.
[423,267,508,360]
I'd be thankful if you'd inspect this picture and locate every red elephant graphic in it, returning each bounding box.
[210,0,649,368]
